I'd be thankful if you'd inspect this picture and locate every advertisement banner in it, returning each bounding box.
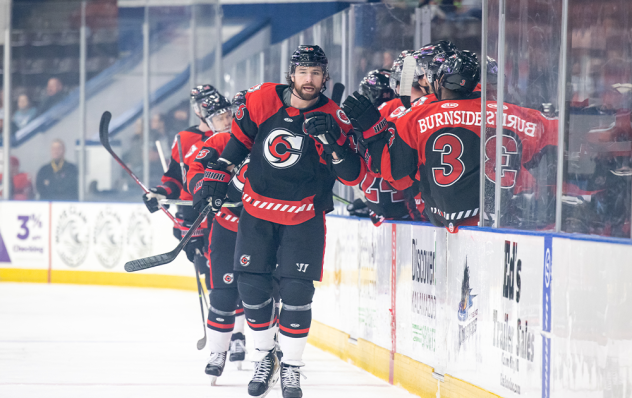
[50,202,191,276]
[445,230,544,398]
[0,201,50,269]
[396,223,442,369]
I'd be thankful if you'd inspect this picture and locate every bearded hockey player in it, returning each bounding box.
[193,45,366,398]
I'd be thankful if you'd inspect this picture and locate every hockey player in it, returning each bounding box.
[347,50,562,232]
[193,45,366,398]
[348,68,412,225]
[141,84,217,245]
[345,51,482,232]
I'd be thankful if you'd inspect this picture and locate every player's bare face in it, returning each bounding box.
[211,111,232,133]
[293,66,324,101]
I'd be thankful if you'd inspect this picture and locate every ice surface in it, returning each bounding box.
[0,283,416,398]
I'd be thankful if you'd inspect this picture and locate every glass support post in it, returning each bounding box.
[555,0,570,233]
[78,1,87,201]
[494,0,506,227]
[142,5,150,186]
[479,0,488,226]
[2,0,11,200]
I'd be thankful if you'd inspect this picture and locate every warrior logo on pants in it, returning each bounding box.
[264,129,304,169]
[240,254,251,266]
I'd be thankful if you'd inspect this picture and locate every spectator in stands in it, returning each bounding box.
[0,155,34,200]
[36,139,78,201]
[12,94,38,129]
[39,77,65,113]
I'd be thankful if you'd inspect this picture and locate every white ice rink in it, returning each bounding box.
[0,283,416,398]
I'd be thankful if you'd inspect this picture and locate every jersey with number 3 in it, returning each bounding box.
[382,94,557,228]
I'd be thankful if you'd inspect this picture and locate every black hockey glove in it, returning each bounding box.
[142,185,170,213]
[346,198,370,218]
[303,112,349,160]
[342,91,388,142]
[192,160,231,214]
[181,220,206,262]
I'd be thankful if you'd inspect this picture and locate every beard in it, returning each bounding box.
[294,82,321,101]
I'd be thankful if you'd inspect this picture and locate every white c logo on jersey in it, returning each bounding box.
[264,129,304,169]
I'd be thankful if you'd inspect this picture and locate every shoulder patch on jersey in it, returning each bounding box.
[185,144,198,158]
[336,109,351,125]
[389,106,406,118]
[441,103,459,109]
[248,84,262,93]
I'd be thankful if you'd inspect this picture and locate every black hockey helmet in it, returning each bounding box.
[231,90,247,110]
[359,69,396,107]
[486,56,499,85]
[190,84,217,115]
[415,41,458,85]
[436,50,481,94]
[200,92,232,133]
[288,44,329,90]
[389,50,416,91]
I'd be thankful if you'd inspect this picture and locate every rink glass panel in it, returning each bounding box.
[482,0,563,231]
[562,0,632,239]
[8,1,83,201]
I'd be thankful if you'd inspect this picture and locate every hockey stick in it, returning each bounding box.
[160,199,241,207]
[156,140,168,172]
[99,112,179,225]
[125,202,213,272]
[333,193,351,206]
[399,55,417,109]
[176,134,187,187]
[332,82,345,106]
[175,133,211,318]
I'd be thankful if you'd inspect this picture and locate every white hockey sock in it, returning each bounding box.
[278,334,307,366]
[234,314,245,335]
[206,328,232,354]
[251,327,277,354]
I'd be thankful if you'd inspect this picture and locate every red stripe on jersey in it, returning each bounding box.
[207,223,215,289]
[320,212,326,282]
[279,324,310,335]
[242,180,316,225]
[207,319,235,329]
[235,308,244,315]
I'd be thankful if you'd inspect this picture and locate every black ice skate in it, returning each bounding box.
[248,349,280,397]
[280,363,306,398]
[205,351,227,386]
[229,332,246,369]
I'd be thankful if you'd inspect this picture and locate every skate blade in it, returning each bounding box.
[209,375,218,386]
[235,361,243,370]
[258,373,279,398]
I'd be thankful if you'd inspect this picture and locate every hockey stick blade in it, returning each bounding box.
[332,83,345,106]
[399,55,416,109]
[125,202,213,272]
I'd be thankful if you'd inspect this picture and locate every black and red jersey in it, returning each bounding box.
[376,93,558,230]
[161,126,214,200]
[221,83,366,225]
[359,172,409,222]
[378,98,403,119]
